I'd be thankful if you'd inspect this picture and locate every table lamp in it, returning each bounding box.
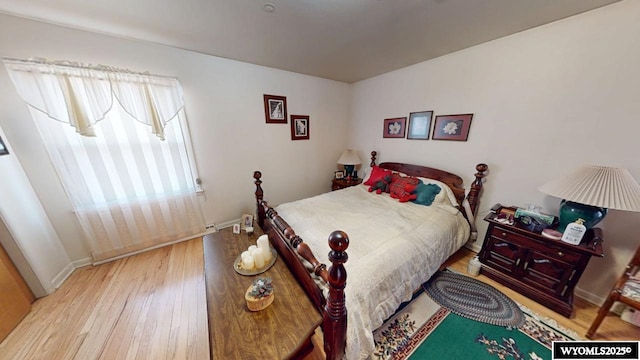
[538,166,640,232]
[337,150,361,180]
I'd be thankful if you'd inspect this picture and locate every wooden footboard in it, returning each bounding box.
[253,152,487,360]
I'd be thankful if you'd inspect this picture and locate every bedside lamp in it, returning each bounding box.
[538,166,640,232]
[337,150,361,179]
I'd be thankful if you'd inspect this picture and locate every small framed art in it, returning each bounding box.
[432,114,473,141]
[241,214,254,229]
[334,170,344,179]
[263,94,287,124]
[383,117,406,138]
[232,224,241,234]
[290,115,310,140]
[0,136,8,155]
[407,111,433,140]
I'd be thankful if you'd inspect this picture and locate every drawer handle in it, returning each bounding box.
[501,232,507,237]
[494,243,509,247]
[557,251,564,257]
[533,259,551,264]
[515,258,521,267]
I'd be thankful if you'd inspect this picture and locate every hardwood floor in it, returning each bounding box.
[0,238,208,360]
[0,240,637,360]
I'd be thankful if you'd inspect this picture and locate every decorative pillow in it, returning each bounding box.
[416,177,459,206]
[389,175,420,201]
[411,182,442,206]
[363,166,392,186]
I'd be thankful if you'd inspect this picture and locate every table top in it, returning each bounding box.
[203,226,322,360]
[484,208,604,257]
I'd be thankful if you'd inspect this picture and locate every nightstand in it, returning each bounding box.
[331,178,363,191]
[478,206,604,317]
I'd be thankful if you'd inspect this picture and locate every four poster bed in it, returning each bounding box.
[253,151,488,359]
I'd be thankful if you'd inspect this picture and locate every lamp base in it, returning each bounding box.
[557,200,607,233]
[344,165,355,179]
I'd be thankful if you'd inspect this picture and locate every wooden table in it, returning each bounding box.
[203,226,322,359]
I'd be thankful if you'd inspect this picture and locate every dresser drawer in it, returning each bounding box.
[525,239,581,264]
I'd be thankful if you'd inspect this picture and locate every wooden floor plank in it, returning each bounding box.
[0,238,207,360]
[1,237,636,360]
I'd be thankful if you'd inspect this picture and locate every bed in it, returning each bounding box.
[253,151,488,359]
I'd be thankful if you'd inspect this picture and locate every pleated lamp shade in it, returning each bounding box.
[337,150,361,166]
[539,166,640,211]
[539,166,640,231]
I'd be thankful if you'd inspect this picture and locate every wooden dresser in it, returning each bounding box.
[203,226,322,359]
[478,208,604,317]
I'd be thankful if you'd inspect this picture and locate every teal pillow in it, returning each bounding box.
[411,182,441,206]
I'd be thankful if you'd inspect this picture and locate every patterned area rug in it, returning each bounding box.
[423,271,525,327]
[372,285,580,360]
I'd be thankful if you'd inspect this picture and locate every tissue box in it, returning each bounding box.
[621,305,640,327]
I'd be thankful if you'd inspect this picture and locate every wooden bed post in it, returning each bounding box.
[370,151,377,167]
[467,163,488,216]
[253,171,265,229]
[323,230,349,360]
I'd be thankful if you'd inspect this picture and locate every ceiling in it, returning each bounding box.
[0,0,621,83]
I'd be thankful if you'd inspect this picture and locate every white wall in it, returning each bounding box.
[0,127,71,297]
[349,0,639,303]
[0,14,349,268]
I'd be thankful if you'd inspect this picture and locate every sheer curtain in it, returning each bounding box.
[3,58,205,262]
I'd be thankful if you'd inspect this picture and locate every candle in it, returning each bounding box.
[241,251,250,262]
[243,254,255,270]
[261,246,272,263]
[257,235,270,250]
[248,245,258,256]
[253,249,265,269]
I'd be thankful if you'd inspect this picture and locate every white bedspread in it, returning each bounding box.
[274,184,470,360]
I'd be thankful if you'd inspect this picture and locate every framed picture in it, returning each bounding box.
[334,170,344,179]
[432,114,473,141]
[232,224,241,234]
[290,115,310,140]
[0,136,8,156]
[383,117,406,138]
[407,111,433,140]
[263,94,287,124]
[241,214,254,230]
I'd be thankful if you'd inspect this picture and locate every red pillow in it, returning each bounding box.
[389,175,420,200]
[364,166,392,186]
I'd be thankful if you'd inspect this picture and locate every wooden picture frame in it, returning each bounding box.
[383,117,406,138]
[334,170,344,179]
[263,94,287,124]
[432,114,473,141]
[241,214,254,230]
[290,115,310,140]
[407,111,433,140]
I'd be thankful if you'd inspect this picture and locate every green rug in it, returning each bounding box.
[372,289,580,360]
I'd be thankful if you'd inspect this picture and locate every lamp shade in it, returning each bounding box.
[337,150,361,165]
[539,166,640,232]
[538,166,640,212]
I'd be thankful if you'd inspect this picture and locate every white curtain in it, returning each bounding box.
[3,58,206,262]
